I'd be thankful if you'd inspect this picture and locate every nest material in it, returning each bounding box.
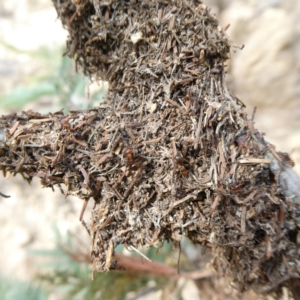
[0,0,300,295]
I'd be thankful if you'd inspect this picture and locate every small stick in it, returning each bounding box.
[128,245,152,262]
[241,206,247,234]
[81,219,91,236]
[142,137,161,145]
[88,122,102,143]
[208,194,222,216]
[172,139,177,157]
[29,118,52,124]
[234,190,257,205]
[251,106,257,121]
[177,241,181,275]
[113,185,124,202]
[165,97,185,112]
[9,121,20,136]
[15,156,25,172]
[165,194,197,216]
[79,166,90,185]
[0,191,10,198]
[123,164,145,199]
[79,198,89,221]
[125,126,137,144]
[93,216,112,231]
[238,158,271,164]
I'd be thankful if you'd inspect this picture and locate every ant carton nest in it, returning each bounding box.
[1,0,300,295]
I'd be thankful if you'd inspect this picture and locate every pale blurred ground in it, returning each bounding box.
[0,0,299,299]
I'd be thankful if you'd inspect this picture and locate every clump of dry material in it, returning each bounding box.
[0,0,299,296]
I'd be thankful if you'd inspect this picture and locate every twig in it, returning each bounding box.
[0,191,10,198]
[128,245,152,262]
[79,198,89,221]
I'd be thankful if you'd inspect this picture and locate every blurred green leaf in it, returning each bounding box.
[146,241,173,262]
[0,82,56,108]
[0,41,107,111]
[0,274,48,300]
[29,227,169,300]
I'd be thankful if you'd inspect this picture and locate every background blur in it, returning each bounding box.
[0,0,299,299]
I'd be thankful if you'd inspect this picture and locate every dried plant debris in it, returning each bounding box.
[0,0,299,296]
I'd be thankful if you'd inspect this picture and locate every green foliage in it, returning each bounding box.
[30,227,170,300]
[0,43,107,111]
[146,242,173,263]
[0,274,48,300]
[0,83,56,109]
[39,267,159,300]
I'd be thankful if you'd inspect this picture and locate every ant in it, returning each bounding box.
[232,179,251,191]
[175,154,188,177]
[123,146,142,171]
[61,119,80,138]
[234,134,248,151]
[61,119,73,132]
